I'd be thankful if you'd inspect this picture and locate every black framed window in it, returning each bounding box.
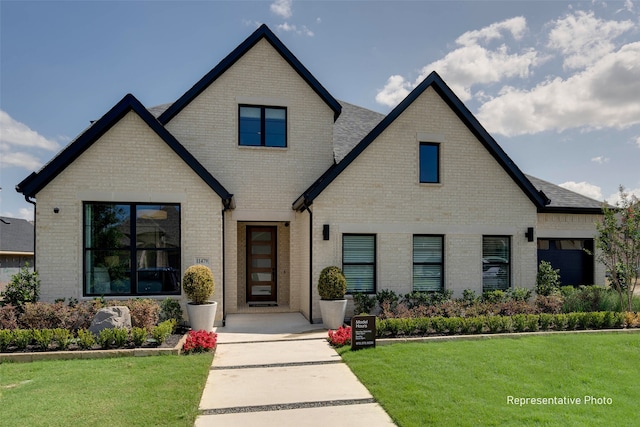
[419,142,440,183]
[84,203,181,296]
[482,236,510,291]
[413,235,444,291]
[239,105,287,147]
[342,234,376,294]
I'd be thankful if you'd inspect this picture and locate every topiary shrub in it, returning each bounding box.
[1,264,40,312]
[317,266,347,300]
[536,261,561,296]
[183,265,215,305]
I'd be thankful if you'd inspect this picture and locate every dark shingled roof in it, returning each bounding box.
[526,175,605,213]
[0,217,34,253]
[333,100,385,163]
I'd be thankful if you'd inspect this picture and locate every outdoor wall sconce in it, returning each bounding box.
[525,227,534,242]
[323,224,330,240]
[53,207,60,214]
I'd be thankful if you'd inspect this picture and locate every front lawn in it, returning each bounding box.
[0,353,213,427]
[340,332,640,426]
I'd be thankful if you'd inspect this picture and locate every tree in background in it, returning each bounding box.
[593,187,639,311]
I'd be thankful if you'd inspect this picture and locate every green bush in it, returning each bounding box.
[53,328,73,350]
[509,287,532,302]
[112,328,129,348]
[32,328,54,350]
[553,314,567,330]
[130,327,147,347]
[376,289,400,308]
[482,290,507,304]
[98,328,115,349]
[431,317,448,334]
[1,264,40,311]
[445,317,463,335]
[0,329,13,351]
[539,313,554,331]
[512,314,527,332]
[12,329,32,350]
[352,292,376,315]
[536,260,561,296]
[76,329,95,350]
[317,266,347,300]
[151,319,175,345]
[526,314,539,332]
[183,265,215,304]
[160,298,183,326]
[110,299,159,330]
[486,316,504,333]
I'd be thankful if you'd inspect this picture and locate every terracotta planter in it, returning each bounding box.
[319,299,347,329]
[186,301,217,332]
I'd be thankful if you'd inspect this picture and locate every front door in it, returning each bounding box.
[246,226,277,303]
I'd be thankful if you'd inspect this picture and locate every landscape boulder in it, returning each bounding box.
[89,306,132,335]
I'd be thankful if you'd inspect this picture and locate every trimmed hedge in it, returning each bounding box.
[376,311,638,338]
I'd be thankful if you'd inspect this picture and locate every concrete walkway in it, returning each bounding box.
[195,313,396,426]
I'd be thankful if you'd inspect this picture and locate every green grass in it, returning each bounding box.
[340,332,640,426]
[0,353,213,427]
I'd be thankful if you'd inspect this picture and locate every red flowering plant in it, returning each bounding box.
[327,326,351,347]
[182,329,217,354]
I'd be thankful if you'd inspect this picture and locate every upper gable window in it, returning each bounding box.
[239,105,287,147]
[419,142,440,183]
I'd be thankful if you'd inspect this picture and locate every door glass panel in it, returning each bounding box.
[251,272,272,282]
[251,285,272,296]
[252,245,271,255]
[252,258,272,268]
[251,231,271,241]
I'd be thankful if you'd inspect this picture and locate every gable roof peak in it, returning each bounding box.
[158,24,341,124]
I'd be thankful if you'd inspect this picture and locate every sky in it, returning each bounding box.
[1,0,639,221]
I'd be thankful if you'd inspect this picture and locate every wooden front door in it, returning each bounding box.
[246,226,277,303]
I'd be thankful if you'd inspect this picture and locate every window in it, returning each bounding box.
[482,236,510,291]
[413,235,444,291]
[84,203,181,296]
[239,105,287,147]
[342,234,376,294]
[419,142,440,183]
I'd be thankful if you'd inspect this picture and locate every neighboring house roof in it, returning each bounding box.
[158,24,342,124]
[0,217,34,254]
[16,94,234,207]
[293,71,551,211]
[526,175,604,214]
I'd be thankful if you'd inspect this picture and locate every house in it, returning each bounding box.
[0,217,35,291]
[16,25,605,325]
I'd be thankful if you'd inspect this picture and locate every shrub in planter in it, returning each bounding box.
[53,328,73,350]
[183,265,215,305]
[151,319,176,345]
[13,329,32,350]
[352,292,376,315]
[130,327,147,347]
[318,267,347,300]
[76,329,96,350]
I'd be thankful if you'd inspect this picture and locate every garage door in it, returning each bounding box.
[537,239,594,286]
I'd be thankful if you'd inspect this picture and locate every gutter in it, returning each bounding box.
[221,196,234,327]
[305,206,313,324]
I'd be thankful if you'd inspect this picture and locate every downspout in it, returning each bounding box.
[221,198,231,327]
[25,196,36,270]
[305,206,313,324]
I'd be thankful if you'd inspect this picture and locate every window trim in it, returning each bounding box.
[413,234,445,292]
[482,235,511,292]
[238,105,287,148]
[342,234,377,295]
[419,142,440,184]
[83,202,181,297]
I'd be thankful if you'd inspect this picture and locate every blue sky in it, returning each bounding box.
[1,0,639,220]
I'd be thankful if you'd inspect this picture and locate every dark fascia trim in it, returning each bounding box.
[293,71,548,211]
[538,206,604,215]
[16,93,234,205]
[158,24,341,124]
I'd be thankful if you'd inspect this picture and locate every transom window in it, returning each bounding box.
[419,142,440,183]
[239,105,287,147]
[84,203,181,296]
[482,236,510,291]
[413,235,444,292]
[342,234,376,294]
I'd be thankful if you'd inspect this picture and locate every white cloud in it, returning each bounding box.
[559,181,603,200]
[547,11,634,70]
[0,207,34,222]
[477,41,640,136]
[270,0,292,19]
[0,149,42,170]
[591,156,610,164]
[635,135,640,148]
[605,187,640,205]
[0,110,59,150]
[375,17,539,105]
[276,22,313,37]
